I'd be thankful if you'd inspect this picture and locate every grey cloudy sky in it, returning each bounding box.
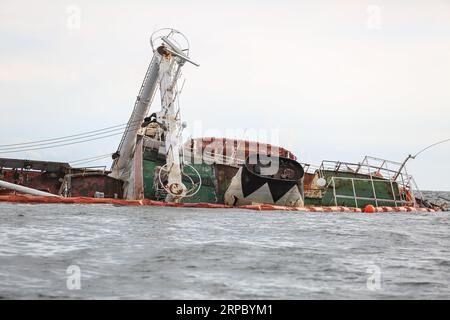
[0,0,449,190]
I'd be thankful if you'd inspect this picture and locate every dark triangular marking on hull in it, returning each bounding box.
[241,167,298,202]
[239,156,304,203]
[241,169,267,198]
[267,181,297,203]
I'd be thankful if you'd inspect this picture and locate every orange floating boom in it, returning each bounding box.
[0,195,438,212]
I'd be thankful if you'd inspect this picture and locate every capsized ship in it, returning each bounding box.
[106,29,308,208]
[0,29,445,212]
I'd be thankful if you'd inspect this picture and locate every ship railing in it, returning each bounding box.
[328,176,416,207]
[409,175,425,202]
[300,163,323,175]
[361,156,417,199]
[319,156,411,184]
[320,160,402,177]
[301,163,311,173]
[70,165,108,173]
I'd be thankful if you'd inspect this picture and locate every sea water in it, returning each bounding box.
[0,191,448,299]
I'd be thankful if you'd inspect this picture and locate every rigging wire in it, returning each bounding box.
[0,126,127,151]
[73,159,111,166]
[71,155,113,167]
[0,132,123,154]
[0,123,144,153]
[70,153,113,164]
[0,119,143,149]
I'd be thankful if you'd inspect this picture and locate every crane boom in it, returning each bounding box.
[110,52,161,184]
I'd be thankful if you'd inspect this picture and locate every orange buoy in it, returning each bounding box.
[364,204,376,213]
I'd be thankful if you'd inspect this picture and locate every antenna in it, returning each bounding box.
[393,138,450,180]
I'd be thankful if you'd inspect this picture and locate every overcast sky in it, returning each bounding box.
[0,0,449,190]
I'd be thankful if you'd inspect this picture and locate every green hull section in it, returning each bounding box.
[142,149,222,203]
[304,170,407,208]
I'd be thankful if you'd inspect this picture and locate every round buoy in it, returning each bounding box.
[316,178,327,188]
[364,204,376,213]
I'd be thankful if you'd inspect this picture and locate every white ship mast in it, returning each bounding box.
[110,29,199,201]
